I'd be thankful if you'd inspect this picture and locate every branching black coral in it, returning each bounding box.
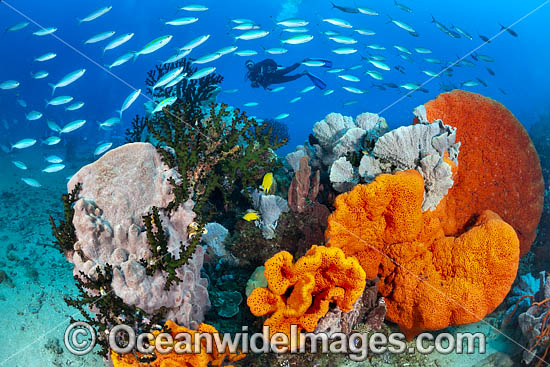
[147,102,287,218]
[49,183,81,255]
[124,115,148,143]
[140,206,202,290]
[65,264,166,357]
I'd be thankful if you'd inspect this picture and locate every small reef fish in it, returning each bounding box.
[282,27,309,33]
[45,95,73,107]
[366,44,385,50]
[479,34,491,43]
[223,89,239,94]
[387,16,415,33]
[394,45,412,54]
[47,120,61,132]
[31,71,49,79]
[98,117,121,129]
[164,74,186,88]
[357,7,378,16]
[400,83,420,90]
[164,17,199,26]
[343,100,358,106]
[134,35,173,60]
[329,35,357,44]
[282,34,313,44]
[415,47,432,54]
[368,59,390,71]
[103,33,134,54]
[84,31,116,44]
[35,52,57,62]
[188,66,216,80]
[477,54,494,62]
[486,67,495,76]
[424,57,442,64]
[303,60,327,67]
[235,50,257,57]
[355,28,375,36]
[244,102,259,107]
[300,85,316,93]
[0,80,19,90]
[422,70,439,77]
[78,6,112,24]
[118,89,141,117]
[365,70,383,80]
[243,211,259,221]
[5,22,29,33]
[152,96,178,114]
[265,48,288,55]
[17,98,27,107]
[94,142,113,156]
[349,64,363,70]
[260,173,274,194]
[163,49,192,64]
[277,19,309,27]
[231,18,253,24]
[21,178,41,188]
[338,74,360,82]
[322,18,353,29]
[461,80,479,87]
[342,86,365,94]
[106,52,134,69]
[452,25,472,40]
[192,52,223,64]
[476,77,488,87]
[181,34,210,50]
[43,164,65,173]
[232,23,258,31]
[289,96,301,103]
[33,27,57,36]
[152,67,185,90]
[235,30,269,41]
[49,69,86,95]
[326,68,344,73]
[394,0,412,12]
[275,113,289,120]
[43,136,61,145]
[12,138,37,150]
[499,23,518,37]
[12,161,27,170]
[60,120,87,133]
[66,101,85,111]
[431,16,450,34]
[217,46,238,55]
[45,155,63,164]
[26,111,43,121]
[323,89,335,96]
[332,47,357,55]
[331,3,359,13]
[179,4,208,11]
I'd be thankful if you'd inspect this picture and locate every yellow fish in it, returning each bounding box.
[260,172,273,194]
[243,211,260,221]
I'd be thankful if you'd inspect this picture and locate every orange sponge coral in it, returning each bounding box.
[247,246,366,345]
[326,170,520,338]
[111,320,246,367]
[416,90,544,256]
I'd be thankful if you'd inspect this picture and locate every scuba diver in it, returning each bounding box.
[245,58,331,90]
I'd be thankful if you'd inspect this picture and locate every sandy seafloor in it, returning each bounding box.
[0,148,522,367]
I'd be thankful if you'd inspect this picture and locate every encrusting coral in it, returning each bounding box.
[111,320,246,367]
[247,246,366,346]
[414,89,544,256]
[325,170,520,338]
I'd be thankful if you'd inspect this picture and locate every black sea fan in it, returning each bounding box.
[255,118,290,145]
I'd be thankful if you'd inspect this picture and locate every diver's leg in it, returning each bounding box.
[267,73,305,85]
[273,63,301,76]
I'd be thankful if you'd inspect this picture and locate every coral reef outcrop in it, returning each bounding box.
[415,89,544,255]
[67,143,210,329]
[326,170,520,338]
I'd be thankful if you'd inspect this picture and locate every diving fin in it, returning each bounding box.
[305,72,327,89]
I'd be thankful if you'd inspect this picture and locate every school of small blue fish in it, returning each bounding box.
[0,1,518,187]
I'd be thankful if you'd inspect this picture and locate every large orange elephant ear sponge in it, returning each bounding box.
[326,170,520,338]
[415,90,544,256]
[247,246,366,345]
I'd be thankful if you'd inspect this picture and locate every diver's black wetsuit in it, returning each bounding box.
[247,59,303,89]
